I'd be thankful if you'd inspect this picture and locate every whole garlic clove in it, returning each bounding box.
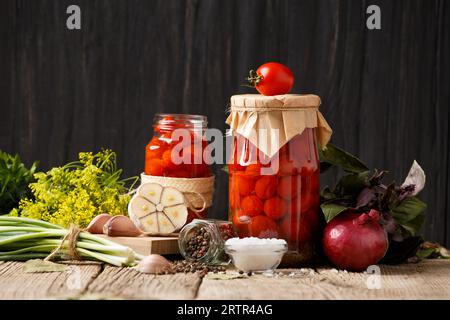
[103,215,142,237]
[137,254,172,274]
[86,213,112,234]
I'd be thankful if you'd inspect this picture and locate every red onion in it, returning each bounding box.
[322,210,388,271]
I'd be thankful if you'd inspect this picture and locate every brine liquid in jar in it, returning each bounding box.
[228,128,320,266]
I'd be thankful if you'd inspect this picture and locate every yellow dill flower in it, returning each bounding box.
[11,150,138,228]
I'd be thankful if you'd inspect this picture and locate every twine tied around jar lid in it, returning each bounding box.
[140,174,214,218]
[226,94,333,158]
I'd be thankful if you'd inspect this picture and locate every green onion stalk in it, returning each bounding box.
[0,216,144,267]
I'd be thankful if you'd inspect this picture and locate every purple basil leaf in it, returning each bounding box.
[398,185,415,202]
[383,215,398,234]
[368,170,388,186]
[356,187,376,208]
[392,232,404,242]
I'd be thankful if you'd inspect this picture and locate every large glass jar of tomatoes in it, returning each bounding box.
[226,94,332,266]
[144,114,213,222]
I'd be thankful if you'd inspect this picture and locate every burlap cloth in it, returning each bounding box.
[140,173,214,211]
[226,94,332,158]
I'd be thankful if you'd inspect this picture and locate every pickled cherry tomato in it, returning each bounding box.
[279,216,312,244]
[146,144,165,160]
[255,176,277,199]
[301,167,320,192]
[277,176,301,200]
[279,202,320,244]
[180,144,202,164]
[263,197,286,220]
[228,162,245,172]
[162,150,182,171]
[245,163,263,175]
[169,169,191,178]
[241,195,264,217]
[299,191,318,214]
[235,175,256,197]
[249,215,279,238]
[145,158,164,176]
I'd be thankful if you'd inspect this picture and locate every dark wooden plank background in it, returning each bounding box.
[0,0,449,245]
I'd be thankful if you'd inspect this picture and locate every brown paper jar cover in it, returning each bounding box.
[226,94,333,158]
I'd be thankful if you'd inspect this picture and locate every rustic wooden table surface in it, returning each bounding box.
[0,259,449,300]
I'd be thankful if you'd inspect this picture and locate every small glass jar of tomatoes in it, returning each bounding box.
[144,114,213,222]
[226,94,332,267]
[145,114,212,178]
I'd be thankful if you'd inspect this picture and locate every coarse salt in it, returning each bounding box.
[224,237,288,273]
[225,237,286,248]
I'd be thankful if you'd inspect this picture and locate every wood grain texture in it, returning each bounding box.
[0,260,449,299]
[0,261,102,299]
[96,234,179,255]
[197,268,323,300]
[197,260,450,300]
[0,0,449,244]
[316,260,450,300]
[86,265,202,299]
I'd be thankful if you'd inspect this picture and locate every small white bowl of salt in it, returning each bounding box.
[224,237,288,273]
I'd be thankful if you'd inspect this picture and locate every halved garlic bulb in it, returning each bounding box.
[128,183,188,235]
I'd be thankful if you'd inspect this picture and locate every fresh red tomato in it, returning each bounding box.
[247,62,294,96]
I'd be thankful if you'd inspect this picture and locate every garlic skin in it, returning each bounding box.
[103,215,142,237]
[137,254,172,274]
[86,213,112,234]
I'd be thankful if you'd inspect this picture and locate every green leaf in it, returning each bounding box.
[320,186,336,200]
[416,248,436,259]
[334,171,370,196]
[0,150,38,214]
[23,259,68,273]
[320,202,349,223]
[390,197,427,236]
[221,165,228,173]
[319,161,333,173]
[415,242,450,260]
[400,214,426,237]
[318,143,369,174]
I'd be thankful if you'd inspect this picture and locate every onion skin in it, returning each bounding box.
[322,211,388,271]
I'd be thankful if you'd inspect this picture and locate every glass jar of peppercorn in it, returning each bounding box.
[178,219,237,265]
[226,94,333,267]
